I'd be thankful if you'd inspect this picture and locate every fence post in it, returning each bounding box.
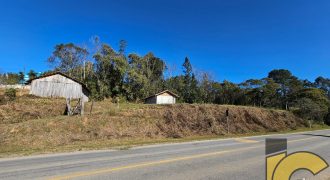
[81,98,84,116]
[226,108,229,134]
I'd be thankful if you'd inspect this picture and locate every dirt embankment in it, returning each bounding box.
[152,104,305,137]
[0,96,66,124]
[0,99,307,155]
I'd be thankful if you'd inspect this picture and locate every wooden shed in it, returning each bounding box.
[28,72,90,102]
[145,90,179,104]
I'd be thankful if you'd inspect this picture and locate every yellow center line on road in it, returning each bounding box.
[49,152,235,180]
[47,135,324,180]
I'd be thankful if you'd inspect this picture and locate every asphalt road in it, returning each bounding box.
[0,129,330,180]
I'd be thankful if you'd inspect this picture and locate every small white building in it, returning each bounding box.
[145,90,179,104]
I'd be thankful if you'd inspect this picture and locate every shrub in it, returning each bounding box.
[293,98,328,122]
[0,95,6,105]
[325,107,330,125]
[110,95,128,104]
[4,88,16,101]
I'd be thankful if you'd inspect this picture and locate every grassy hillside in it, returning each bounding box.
[0,88,29,96]
[0,96,318,157]
[0,96,65,124]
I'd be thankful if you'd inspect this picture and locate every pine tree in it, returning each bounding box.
[182,57,195,103]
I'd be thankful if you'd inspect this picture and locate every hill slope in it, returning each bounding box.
[0,97,308,156]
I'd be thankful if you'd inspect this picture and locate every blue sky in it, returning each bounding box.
[0,0,329,83]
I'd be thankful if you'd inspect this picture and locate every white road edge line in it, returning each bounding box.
[132,129,330,149]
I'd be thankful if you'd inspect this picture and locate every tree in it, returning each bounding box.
[48,43,88,80]
[182,57,197,103]
[28,70,37,80]
[126,52,166,101]
[126,54,147,100]
[208,82,222,104]
[314,76,330,99]
[190,74,199,102]
[0,73,20,85]
[293,88,329,122]
[0,73,3,85]
[94,44,128,98]
[18,71,24,84]
[240,79,263,106]
[214,81,245,105]
[294,98,327,122]
[143,52,166,93]
[268,69,303,110]
[302,79,314,88]
[268,69,292,83]
[260,78,281,108]
[119,40,127,55]
[198,72,213,103]
[325,107,330,125]
[40,37,330,117]
[165,75,185,102]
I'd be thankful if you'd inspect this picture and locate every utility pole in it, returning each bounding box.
[226,108,230,134]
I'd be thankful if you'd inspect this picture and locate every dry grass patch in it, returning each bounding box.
[0,100,313,157]
[0,88,29,96]
[0,96,66,124]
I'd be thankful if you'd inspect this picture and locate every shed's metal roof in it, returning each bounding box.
[27,71,90,92]
[145,90,180,100]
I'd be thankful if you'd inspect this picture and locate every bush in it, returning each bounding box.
[325,113,330,125]
[112,95,127,104]
[293,98,328,122]
[0,95,6,105]
[4,88,16,101]
[325,107,330,125]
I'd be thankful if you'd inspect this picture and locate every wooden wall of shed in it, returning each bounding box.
[30,74,89,102]
[145,96,157,104]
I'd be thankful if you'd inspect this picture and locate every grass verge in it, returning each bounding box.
[0,124,328,158]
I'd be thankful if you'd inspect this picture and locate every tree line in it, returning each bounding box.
[1,37,329,124]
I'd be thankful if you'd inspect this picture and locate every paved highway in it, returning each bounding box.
[0,129,330,180]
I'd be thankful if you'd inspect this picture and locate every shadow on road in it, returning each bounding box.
[301,133,330,138]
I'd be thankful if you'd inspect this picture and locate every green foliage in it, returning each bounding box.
[125,52,166,101]
[213,81,246,105]
[28,70,37,80]
[260,78,281,107]
[198,72,213,103]
[314,76,330,99]
[119,40,127,55]
[296,88,329,105]
[94,44,128,98]
[40,39,330,123]
[294,98,327,122]
[268,69,303,110]
[4,88,16,101]
[268,69,293,84]
[325,108,330,125]
[165,75,185,102]
[47,43,88,80]
[293,88,329,122]
[18,72,24,84]
[0,73,20,85]
[182,57,199,103]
